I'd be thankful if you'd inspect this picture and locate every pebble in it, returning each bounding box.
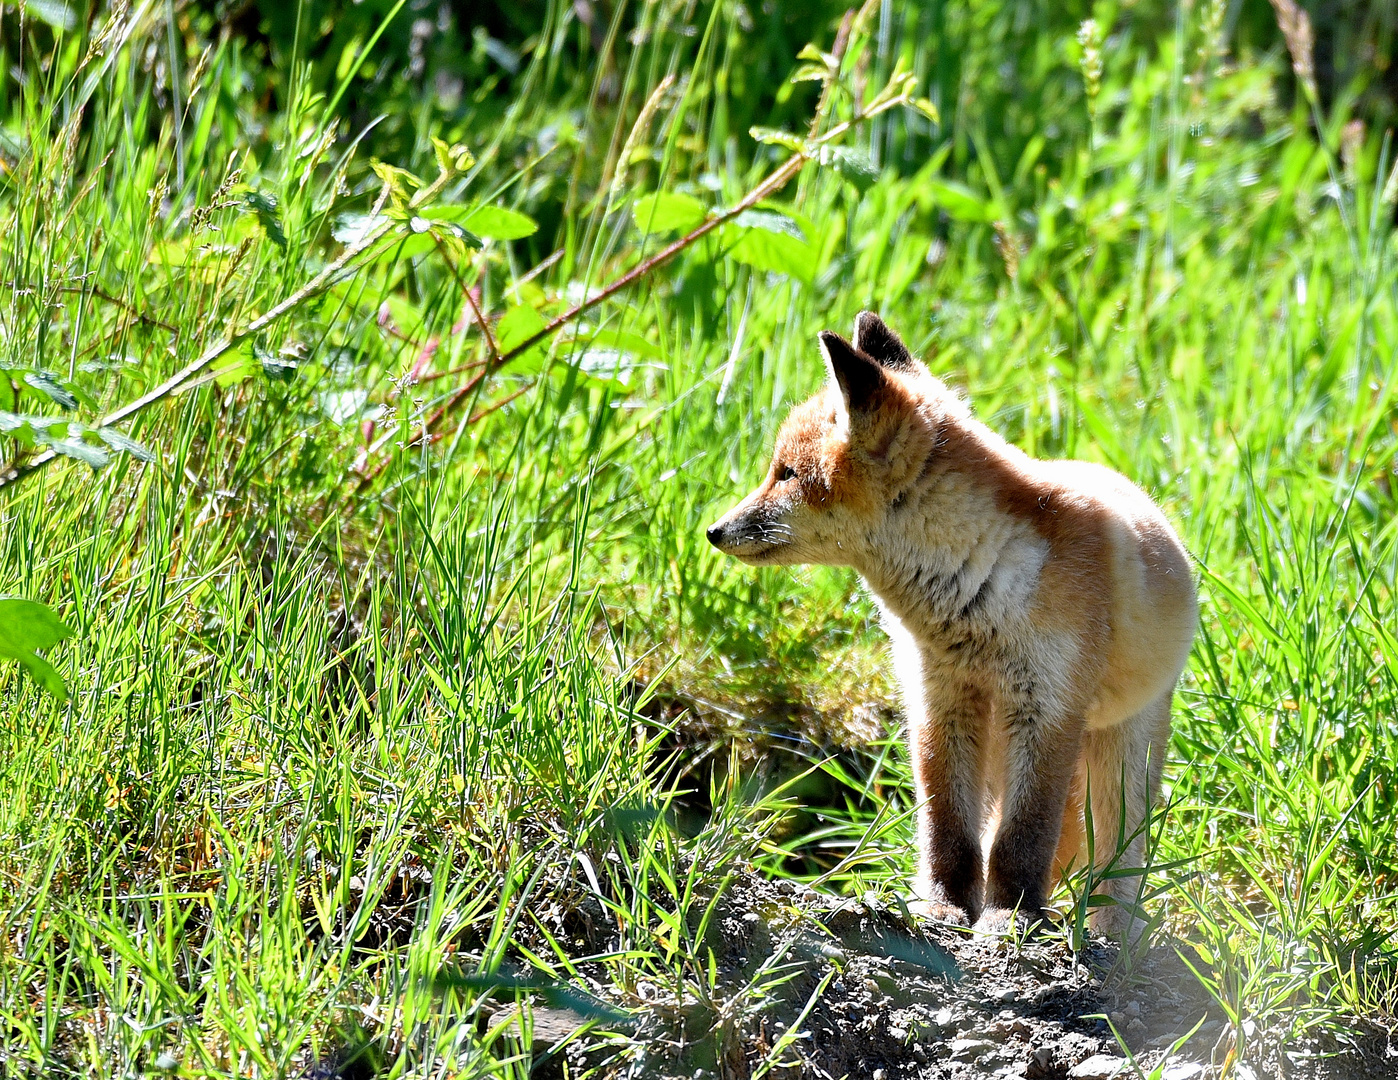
[986,1017,1030,1039]
[950,1038,997,1062]
[1068,1054,1128,1079]
[1161,1064,1204,1080]
[934,1007,955,1028]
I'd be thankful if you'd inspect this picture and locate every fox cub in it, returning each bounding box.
[707,313,1196,935]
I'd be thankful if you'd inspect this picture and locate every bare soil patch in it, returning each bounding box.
[551,873,1395,1080]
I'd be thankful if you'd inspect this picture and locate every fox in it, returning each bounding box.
[706,312,1197,936]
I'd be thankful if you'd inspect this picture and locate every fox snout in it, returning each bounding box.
[705,504,785,561]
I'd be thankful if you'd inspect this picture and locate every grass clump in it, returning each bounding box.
[0,0,1396,1075]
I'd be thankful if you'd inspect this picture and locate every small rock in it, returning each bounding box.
[995,986,1018,1003]
[1161,1064,1204,1080]
[1069,1054,1128,1080]
[951,1038,998,1062]
[1127,1018,1148,1036]
[889,1026,909,1042]
[934,1007,955,1028]
[1033,1047,1052,1068]
[872,1070,886,1080]
[1125,1001,1141,1019]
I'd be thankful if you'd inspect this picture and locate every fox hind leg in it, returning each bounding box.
[1053,757,1088,881]
[1082,689,1173,938]
[979,694,1085,932]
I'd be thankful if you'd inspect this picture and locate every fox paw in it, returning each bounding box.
[906,900,972,927]
[972,906,1048,937]
[1088,903,1149,944]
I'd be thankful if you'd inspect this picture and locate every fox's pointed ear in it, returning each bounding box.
[819,330,884,429]
[852,311,919,373]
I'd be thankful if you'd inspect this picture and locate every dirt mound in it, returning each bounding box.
[556,875,1394,1080]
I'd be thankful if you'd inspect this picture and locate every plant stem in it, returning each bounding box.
[0,168,455,494]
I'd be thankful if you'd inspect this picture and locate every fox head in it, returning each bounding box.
[706,312,946,567]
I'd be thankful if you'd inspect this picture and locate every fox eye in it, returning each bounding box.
[779,465,797,483]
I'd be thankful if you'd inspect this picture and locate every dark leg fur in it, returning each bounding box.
[979,706,1084,930]
[912,682,990,923]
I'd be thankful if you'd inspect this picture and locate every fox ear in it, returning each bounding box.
[852,311,919,373]
[819,330,884,429]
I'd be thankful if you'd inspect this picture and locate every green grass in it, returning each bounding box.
[0,0,1396,1074]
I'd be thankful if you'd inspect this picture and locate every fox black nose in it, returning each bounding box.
[705,523,723,547]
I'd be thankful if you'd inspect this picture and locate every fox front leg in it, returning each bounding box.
[977,687,1085,934]
[907,680,991,926]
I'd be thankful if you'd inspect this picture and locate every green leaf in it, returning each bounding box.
[632,192,706,235]
[749,127,807,152]
[732,209,804,239]
[496,304,548,367]
[260,356,299,382]
[817,145,879,193]
[96,427,155,462]
[23,371,78,409]
[721,210,817,281]
[434,221,484,249]
[213,356,254,388]
[45,435,109,469]
[725,227,817,281]
[242,190,288,249]
[0,412,41,445]
[424,203,537,240]
[586,328,662,359]
[924,179,994,222]
[909,97,941,124]
[791,62,831,83]
[430,136,475,174]
[0,597,74,702]
[24,0,75,30]
[569,348,638,389]
[332,213,385,245]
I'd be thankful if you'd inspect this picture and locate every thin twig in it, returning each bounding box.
[432,234,497,361]
[2,281,180,335]
[353,80,916,487]
[0,166,458,493]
